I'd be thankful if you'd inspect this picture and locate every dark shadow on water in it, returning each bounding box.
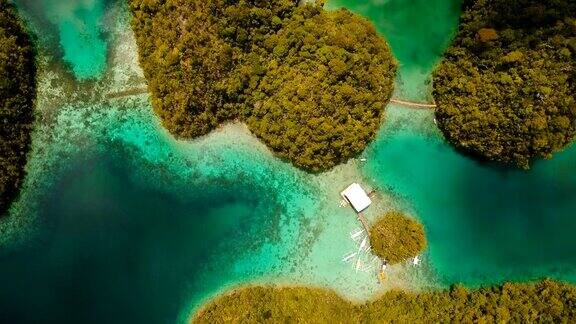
[0,147,281,323]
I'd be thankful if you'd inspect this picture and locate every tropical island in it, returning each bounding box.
[433,0,576,168]
[0,0,36,216]
[193,280,576,323]
[128,0,397,171]
[369,211,426,265]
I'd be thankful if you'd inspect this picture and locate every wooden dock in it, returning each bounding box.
[356,212,371,236]
[390,98,437,109]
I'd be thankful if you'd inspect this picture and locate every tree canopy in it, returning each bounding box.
[369,211,427,264]
[0,0,36,216]
[192,280,576,323]
[128,0,397,172]
[433,0,576,168]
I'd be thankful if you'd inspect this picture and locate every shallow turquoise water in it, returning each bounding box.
[56,1,107,80]
[15,0,108,80]
[0,0,576,323]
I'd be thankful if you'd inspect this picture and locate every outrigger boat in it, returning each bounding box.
[341,252,357,263]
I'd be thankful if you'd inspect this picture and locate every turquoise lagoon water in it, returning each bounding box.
[15,0,108,80]
[364,107,576,286]
[0,0,576,323]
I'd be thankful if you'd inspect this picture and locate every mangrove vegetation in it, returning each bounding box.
[369,211,427,265]
[433,0,576,168]
[0,0,36,216]
[128,0,397,171]
[193,280,576,323]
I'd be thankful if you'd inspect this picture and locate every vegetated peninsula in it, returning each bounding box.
[433,0,576,168]
[128,0,397,172]
[192,280,576,323]
[0,0,36,216]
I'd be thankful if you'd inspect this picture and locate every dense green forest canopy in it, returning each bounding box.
[193,280,576,323]
[0,0,36,216]
[433,0,576,168]
[128,0,396,172]
[369,211,426,264]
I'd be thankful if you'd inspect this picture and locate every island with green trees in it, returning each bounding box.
[193,280,576,323]
[0,0,36,216]
[433,0,576,168]
[369,211,426,265]
[128,0,397,171]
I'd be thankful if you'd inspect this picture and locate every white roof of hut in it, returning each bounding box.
[341,183,372,213]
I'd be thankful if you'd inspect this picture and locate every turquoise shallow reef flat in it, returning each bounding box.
[0,0,576,323]
[15,0,108,80]
[54,0,107,79]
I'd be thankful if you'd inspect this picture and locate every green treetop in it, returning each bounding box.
[0,0,36,216]
[193,280,576,323]
[433,0,576,168]
[369,211,427,264]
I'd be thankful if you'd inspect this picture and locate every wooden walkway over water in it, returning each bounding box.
[356,212,371,235]
[341,189,377,234]
[390,98,437,109]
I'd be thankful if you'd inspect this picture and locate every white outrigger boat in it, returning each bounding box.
[358,237,369,252]
[350,228,364,241]
[341,252,357,263]
[355,259,363,272]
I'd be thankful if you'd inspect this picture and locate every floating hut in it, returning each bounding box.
[341,183,372,213]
